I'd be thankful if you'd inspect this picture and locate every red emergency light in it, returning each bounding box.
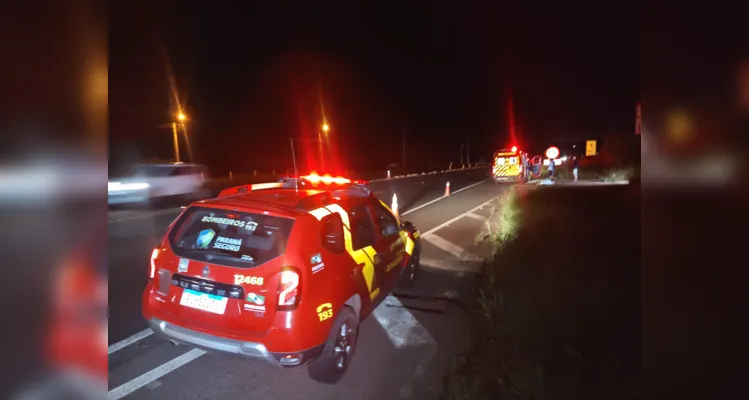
[301,172,351,185]
[511,146,517,153]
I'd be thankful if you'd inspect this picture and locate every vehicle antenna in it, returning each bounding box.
[290,137,299,193]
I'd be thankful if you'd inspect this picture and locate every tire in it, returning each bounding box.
[399,248,420,289]
[307,306,359,384]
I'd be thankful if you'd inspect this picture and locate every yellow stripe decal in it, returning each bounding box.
[309,204,380,300]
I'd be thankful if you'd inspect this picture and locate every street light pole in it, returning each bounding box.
[466,139,470,165]
[318,131,324,171]
[177,112,194,163]
[171,122,181,163]
[320,123,330,171]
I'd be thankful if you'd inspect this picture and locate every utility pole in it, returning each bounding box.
[466,139,470,165]
[460,144,464,165]
[171,122,181,163]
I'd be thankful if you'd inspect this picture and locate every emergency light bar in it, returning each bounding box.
[217,182,287,197]
[218,173,370,198]
[301,173,351,185]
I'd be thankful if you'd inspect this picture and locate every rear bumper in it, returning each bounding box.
[146,317,323,368]
[493,176,522,181]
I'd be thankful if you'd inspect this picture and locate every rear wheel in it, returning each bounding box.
[307,306,358,384]
[399,248,420,289]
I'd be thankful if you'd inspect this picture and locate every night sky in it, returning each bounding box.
[110,1,637,176]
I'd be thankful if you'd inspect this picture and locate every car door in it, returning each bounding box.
[346,200,385,306]
[369,200,405,292]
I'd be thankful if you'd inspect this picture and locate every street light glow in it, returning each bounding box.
[178,113,186,121]
[322,123,329,132]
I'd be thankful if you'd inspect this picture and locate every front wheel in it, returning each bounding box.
[399,248,420,289]
[307,306,358,384]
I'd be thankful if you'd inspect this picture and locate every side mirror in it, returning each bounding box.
[400,220,416,232]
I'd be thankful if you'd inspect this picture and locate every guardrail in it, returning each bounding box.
[369,165,488,182]
[201,165,489,196]
[208,165,488,184]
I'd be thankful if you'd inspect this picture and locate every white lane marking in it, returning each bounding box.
[422,234,482,262]
[109,208,182,223]
[402,179,490,216]
[108,328,153,355]
[372,295,436,349]
[420,196,498,237]
[108,348,206,399]
[465,212,485,221]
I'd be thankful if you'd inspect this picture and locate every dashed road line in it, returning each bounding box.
[109,328,153,355]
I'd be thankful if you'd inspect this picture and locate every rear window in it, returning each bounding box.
[169,206,295,268]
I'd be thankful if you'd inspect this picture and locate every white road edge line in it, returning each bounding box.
[108,328,153,355]
[420,196,498,238]
[108,348,206,399]
[402,178,490,216]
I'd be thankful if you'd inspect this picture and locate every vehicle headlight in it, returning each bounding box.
[108,181,150,192]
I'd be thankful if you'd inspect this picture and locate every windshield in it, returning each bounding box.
[169,206,295,268]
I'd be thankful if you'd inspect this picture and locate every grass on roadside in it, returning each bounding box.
[443,185,640,400]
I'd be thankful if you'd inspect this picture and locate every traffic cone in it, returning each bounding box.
[445,181,451,196]
[391,193,399,220]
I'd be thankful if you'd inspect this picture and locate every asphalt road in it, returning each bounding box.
[108,169,511,399]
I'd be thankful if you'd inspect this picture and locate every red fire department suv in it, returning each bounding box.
[142,174,421,383]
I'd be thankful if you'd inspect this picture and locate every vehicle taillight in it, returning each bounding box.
[150,249,160,279]
[277,268,301,310]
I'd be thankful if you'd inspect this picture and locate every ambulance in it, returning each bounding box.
[492,146,524,181]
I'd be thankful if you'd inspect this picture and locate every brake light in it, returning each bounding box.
[150,249,160,279]
[277,268,300,310]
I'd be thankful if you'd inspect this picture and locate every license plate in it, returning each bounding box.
[180,289,228,315]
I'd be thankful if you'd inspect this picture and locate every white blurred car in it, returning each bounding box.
[108,163,208,206]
